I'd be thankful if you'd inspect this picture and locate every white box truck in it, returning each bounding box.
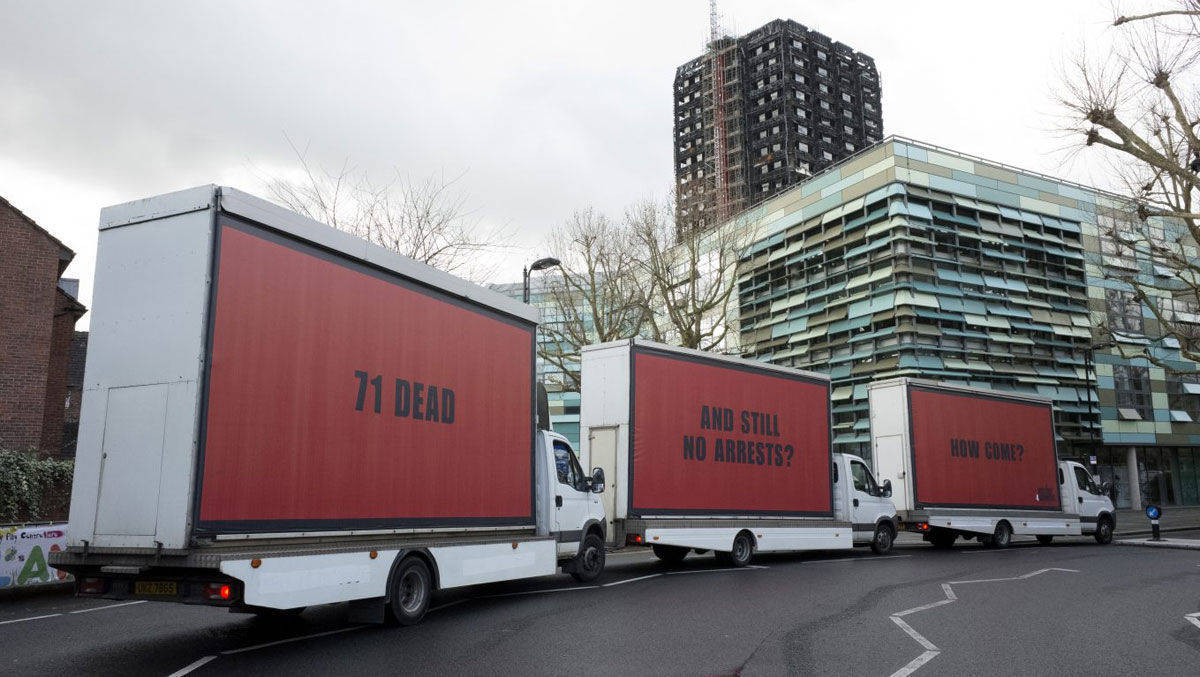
[580,339,899,566]
[50,185,607,625]
[868,378,1116,548]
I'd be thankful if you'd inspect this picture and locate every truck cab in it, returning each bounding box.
[535,430,608,581]
[832,453,898,554]
[1058,460,1116,544]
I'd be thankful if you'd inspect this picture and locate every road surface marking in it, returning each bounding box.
[601,573,663,587]
[1186,611,1200,630]
[483,585,599,598]
[1,598,152,625]
[220,625,366,655]
[0,613,61,625]
[664,565,767,575]
[70,600,146,613]
[959,547,1040,555]
[803,555,912,564]
[167,655,218,677]
[166,566,771,674]
[887,567,1078,677]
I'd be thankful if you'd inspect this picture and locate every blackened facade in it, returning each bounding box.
[674,19,883,235]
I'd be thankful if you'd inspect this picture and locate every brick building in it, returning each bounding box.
[63,330,89,456]
[0,195,87,455]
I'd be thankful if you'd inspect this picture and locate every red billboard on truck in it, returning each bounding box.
[908,384,1060,510]
[629,345,832,517]
[194,217,535,533]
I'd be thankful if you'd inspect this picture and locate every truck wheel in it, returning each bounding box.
[716,532,754,568]
[1036,535,1054,545]
[929,530,956,549]
[389,557,432,626]
[651,544,689,564]
[870,523,895,555]
[570,533,606,583]
[988,522,1012,549]
[1094,516,1114,545]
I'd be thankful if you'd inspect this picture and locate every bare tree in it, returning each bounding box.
[263,143,511,280]
[1059,1,1200,370]
[627,198,758,353]
[537,208,649,391]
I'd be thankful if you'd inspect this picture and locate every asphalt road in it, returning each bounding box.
[3,537,1198,676]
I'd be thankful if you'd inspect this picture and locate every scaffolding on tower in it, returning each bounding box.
[706,0,735,226]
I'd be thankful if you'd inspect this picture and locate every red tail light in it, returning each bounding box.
[626,533,643,545]
[79,577,106,595]
[916,522,930,532]
[204,582,233,601]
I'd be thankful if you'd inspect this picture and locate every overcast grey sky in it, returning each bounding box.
[1,1,1123,319]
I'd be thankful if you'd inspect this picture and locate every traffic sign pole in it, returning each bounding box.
[1146,505,1162,541]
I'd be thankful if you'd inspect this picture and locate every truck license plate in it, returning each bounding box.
[134,581,177,596]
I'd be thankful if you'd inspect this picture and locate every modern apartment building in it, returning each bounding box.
[729,136,1200,509]
[673,19,882,235]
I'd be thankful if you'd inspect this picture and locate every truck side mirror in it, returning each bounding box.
[881,479,892,498]
[591,467,605,493]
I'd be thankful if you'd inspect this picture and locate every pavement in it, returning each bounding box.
[2,536,1199,676]
[1114,505,1200,536]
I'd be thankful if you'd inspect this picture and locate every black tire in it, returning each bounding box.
[389,557,433,626]
[870,523,895,555]
[989,522,1012,549]
[929,530,957,549]
[716,532,754,568]
[1094,516,1114,545]
[570,533,606,583]
[651,544,689,564]
[1036,535,1054,545]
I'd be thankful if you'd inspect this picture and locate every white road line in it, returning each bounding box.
[1185,611,1200,630]
[167,655,218,677]
[959,546,1044,555]
[803,554,912,564]
[891,598,953,618]
[2,598,152,626]
[891,616,937,651]
[887,567,1078,677]
[166,565,772,675]
[70,600,146,614]
[220,625,366,655]
[601,573,663,587]
[949,567,1078,586]
[891,649,939,677]
[0,613,61,626]
[663,565,767,575]
[482,585,599,599]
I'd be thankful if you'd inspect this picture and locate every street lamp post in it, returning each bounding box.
[523,257,561,303]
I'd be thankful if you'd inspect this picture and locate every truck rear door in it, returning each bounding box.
[587,426,619,544]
